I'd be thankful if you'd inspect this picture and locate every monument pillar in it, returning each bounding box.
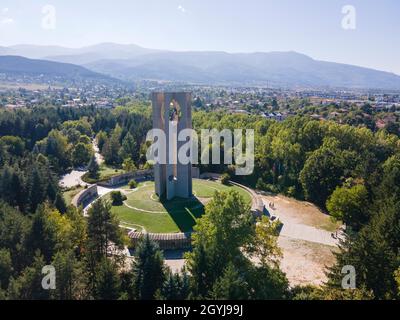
[152,92,193,200]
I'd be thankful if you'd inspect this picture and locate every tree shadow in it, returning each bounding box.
[159,196,205,232]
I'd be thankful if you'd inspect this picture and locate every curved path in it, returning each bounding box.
[59,139,104,189]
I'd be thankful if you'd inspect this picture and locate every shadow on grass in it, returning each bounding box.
[159,196,205,232]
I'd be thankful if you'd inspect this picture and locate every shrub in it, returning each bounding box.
[111,191,127,206]
[128,179,138,189]
[266,184,280,194]
[221,173,231,185]
[286,186,296,197]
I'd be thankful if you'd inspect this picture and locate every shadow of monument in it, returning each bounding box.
[159,196,205,232]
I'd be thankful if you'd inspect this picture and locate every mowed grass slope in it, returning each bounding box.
[110,179,252,233]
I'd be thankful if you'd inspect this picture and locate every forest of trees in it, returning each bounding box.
[0,103,399,299]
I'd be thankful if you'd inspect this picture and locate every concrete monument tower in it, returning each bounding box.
[152,92,193,200]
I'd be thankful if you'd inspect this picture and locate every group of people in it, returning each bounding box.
[268,202,276,210]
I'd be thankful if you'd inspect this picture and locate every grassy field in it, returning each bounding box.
[82,164,126,183]
[110,179,252,233]
[62,186,84,205]
[193,179,252,202]
[98,165,125,180]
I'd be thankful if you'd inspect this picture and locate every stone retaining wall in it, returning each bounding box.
[199,172,221,180]
[229,181,265,215]
[129,232,192,250]
[98,169,154,187]
[72,184,98,208]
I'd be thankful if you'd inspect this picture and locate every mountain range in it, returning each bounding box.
[0,55,115,85]
[1,43,400,90]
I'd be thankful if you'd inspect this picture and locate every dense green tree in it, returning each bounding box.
[0,136,25,157]
[7,252,50,300]
[28,167,47,213]
[299,141,348,207]
[246,264,289,300]
[160,269,190,300]
[87,155,100,179]
[327,198,400,299]
[187,244,208,298]
[51,250,86,300]
[119,132,137,161]
[131,234,165,300]
[0,249,13,290]
[93,258,121,300]
[186,191,254,297]
[96,131,108,151]
[122,158,136,172]
[110,191,126,206]
[102,125,122,166]
[211,263,249,300]
[26,205,58,263]
[247,216,282,268]
[326,184,370,231]
[72,142,92,167]
[54,192,67,214]
[86,199,124,261]
[38,130,71,172]
[0,202,31,272]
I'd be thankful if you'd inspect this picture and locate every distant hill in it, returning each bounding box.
[2,43,400,90]
[0,55,118,85]
[83,51,400,90]
[2,43,161,64]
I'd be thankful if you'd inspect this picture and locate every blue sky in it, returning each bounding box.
[0,0,399,74]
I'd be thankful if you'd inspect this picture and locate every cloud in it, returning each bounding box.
[1,8,13,25]
[1,18,14,25]
[177,5,186,13]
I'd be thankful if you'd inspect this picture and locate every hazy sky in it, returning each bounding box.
[0,0,399,74]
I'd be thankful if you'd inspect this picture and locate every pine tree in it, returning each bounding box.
[87,155,99,179]
[160,269,190,300]
[86,199,123,261]
[54,192,67,214]
[7,252,50,300]
[93,258,121,300]
[131,234,165,300]
[26,205,57,263]
[211,263,249,300]
[0,248,13,290]
[51,250,86,300]
[28,167,46,213]
[187,243,209,298]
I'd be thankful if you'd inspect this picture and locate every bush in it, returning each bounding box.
[111,191,127,206]
[221,173,231,185]
[286,186,296,197]
[266,184,280,194]
[128,179,138,189]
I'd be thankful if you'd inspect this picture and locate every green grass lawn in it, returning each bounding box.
[110,179,252,233]
[82,164,126,183]
[98,165,125,180]
[63,186,84,205]
[193,179,252,203]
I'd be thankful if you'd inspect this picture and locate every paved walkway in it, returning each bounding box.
[92,140,104,165]
[261,197,340,247]
[59,139,103,188]
[279,221,338,246]
[59,170,87,188]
